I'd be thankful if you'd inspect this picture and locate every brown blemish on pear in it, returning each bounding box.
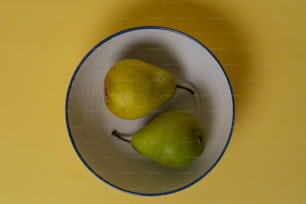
[104,76,110,105]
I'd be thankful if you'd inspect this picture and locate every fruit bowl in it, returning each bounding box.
[65,26,234,196]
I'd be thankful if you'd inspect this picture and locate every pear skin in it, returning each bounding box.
[131,110,205,168]
[104,59,176,120]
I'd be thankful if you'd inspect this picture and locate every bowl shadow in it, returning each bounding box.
[93,0,253,121]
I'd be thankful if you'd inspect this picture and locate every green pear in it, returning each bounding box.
[113,110,206,168]
[104,59,194,120]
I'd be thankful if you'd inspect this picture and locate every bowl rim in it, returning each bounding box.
[65,25,235,196]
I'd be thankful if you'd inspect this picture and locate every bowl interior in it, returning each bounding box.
[66,27,234,195]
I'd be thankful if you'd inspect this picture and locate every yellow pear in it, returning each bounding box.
[104,59,176,119]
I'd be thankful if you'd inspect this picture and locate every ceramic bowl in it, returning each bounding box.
[65,26,234,196]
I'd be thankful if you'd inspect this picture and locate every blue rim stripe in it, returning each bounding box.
[65,26,235,196]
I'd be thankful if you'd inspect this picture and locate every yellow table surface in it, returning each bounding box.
[1,0,306,203]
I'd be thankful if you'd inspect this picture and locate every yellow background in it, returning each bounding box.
[1,0,305,203]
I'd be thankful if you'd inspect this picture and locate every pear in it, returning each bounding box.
[104,59,194,120]
[112,110,205,168]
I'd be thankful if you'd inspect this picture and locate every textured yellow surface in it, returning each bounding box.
[1,0,306,203]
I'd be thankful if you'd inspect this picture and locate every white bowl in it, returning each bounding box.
[65,26,234,196]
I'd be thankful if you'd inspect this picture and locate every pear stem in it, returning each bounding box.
[176,84,195,95]
[111,130,131,143]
